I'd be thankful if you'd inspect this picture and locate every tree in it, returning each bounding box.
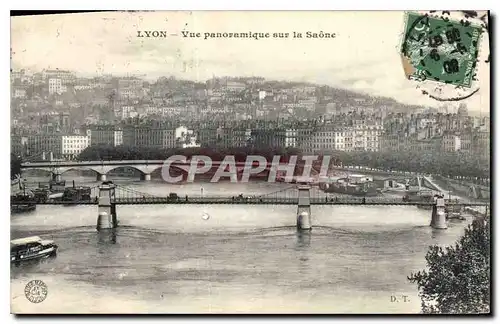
[408,217,491,314]
[11,154,21,180]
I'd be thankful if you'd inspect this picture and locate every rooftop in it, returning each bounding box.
[11,236,42,246]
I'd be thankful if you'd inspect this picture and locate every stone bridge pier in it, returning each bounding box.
[51,171,63,183]
[96,173,107,182]
[140,173,151,181]
[97,182,118,231]
[430,197,447,229]
[297,185,312,231]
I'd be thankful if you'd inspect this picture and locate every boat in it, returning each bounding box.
[321,174,380,196]
[10,236,58,263]
[402,189,441,210]
[38,179,66,194]
[11,191,37,214]
[11,204,36,213]
[49,179,66,192]
[446,212,466,221]
[373,178,408,195]
[48,192,64,200]
[445,200,466,220]
[61,186,92,205]
[33,188,50,203]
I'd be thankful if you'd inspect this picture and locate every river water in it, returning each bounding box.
[10,173,475,314]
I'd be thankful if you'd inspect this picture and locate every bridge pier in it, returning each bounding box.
[52,173,63,182]
[140,173,151,181]
[430,197,447,229]
[97,173,107,182]
[297,185,312,231]
[97,182,117,231]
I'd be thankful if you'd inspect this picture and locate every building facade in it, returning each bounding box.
[25,134,63,159]
[89,125,123,146]
[61,135,90,159]
[122,125,176,148]
[48,78,66,94]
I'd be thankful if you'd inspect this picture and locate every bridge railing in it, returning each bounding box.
[10,199,489,207]
[21,160,168,167]
[112,196,300,204]
[110,196,487,205]
[21,160,301,168]
[11,193,490,206]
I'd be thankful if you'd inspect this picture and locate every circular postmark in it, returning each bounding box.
[401,11,488,101]
[24,280,48,303]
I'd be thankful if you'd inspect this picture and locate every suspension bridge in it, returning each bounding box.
[10,181,488,206]
[11,180,490,232]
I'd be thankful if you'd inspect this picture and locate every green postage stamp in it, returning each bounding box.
[401,12,483,88]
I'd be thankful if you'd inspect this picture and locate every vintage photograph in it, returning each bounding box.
[10,10,490,314]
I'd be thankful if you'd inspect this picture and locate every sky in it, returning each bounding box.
[11,11,490,114]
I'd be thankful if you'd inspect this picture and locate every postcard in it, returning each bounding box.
[10,10,490,314]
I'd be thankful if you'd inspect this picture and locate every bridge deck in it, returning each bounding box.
[10,197,489,206]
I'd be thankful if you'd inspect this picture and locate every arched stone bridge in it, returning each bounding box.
[20,160,279,182]
[22,160,172,181]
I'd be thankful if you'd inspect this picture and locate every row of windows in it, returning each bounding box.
[311,144,345,148]
[305,147,381,153]
[315,132,347,137]
[315,131,381,136]
[62,149,85,154]
[134,135,176,138]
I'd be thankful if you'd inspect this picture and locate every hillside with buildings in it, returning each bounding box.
[11,69,490,174]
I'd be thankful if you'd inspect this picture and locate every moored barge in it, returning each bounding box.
[320,174,380,196]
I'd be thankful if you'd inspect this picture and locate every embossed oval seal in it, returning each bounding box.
[24,280,48,303]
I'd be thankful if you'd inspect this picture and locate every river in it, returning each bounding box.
[10,172,476,314]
